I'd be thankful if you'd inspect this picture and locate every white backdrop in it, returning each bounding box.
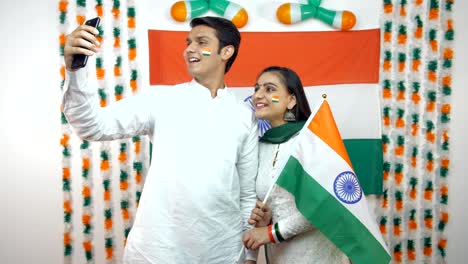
[0,0,467,263]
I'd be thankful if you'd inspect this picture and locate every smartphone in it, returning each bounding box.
[71,17,101,69]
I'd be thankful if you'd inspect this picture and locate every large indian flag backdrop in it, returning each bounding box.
[58,0,455,263]
[147,0,384,196]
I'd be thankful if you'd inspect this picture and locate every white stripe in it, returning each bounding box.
[144,0,380,31]
[292,129,388,248]
[186,1,192,19]
[290,4,302,24]
[271,225,279,243]
[228,84,381,139]
[304,84,381,139]
[224,2,241,20]
[332,10,342,29]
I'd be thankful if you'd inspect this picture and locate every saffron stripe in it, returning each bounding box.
[308,100,353,168]
[267,224,276,243]
[148,29,380,86]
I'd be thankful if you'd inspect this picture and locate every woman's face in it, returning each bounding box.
[252,71,296,127]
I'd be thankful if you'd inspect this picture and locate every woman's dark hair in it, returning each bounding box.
[190,16,241,74]
[258,66,312,121]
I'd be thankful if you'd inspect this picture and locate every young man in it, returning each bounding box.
[63,17,258,263]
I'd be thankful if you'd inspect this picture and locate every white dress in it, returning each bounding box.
[256,134,349,264]
[63,69,258,263]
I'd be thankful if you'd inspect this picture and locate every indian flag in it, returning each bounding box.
[141,0,383,194]
[271,95,280,103]
[275,99,390,263]
[201,47,212,56]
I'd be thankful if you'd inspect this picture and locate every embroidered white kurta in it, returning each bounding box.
[63,69,258,263]
[256,135,349,264]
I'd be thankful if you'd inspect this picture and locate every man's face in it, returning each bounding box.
[184,25,225,79]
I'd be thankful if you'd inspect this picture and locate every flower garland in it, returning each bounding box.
[391,0,411,261]
[111,0,134,246]
[101,148,115,263]
[405,1,425,262]
[378,0,395,252]
[377,0,457,263]
[94,1,116,261]
[76,0,86,25]
[127,0,138,94]
[119,141,132,244]
[80,140,94,263]
[76,0,96,261]
[377,0,456,263]
[132,135,144,207]
[59,0,73,263]
[61,126,73,264]
[420,0,441,261]
[435,0,454,261]
[126,0,148,209]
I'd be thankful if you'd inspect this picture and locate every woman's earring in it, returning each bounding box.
[284,109,296,121]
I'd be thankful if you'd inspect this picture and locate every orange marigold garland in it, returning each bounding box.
[127,0,149,209]
[76,0,96,261]
[377,0,455,262]
[435,0,454,261]
[59,0,73,262]
[378,0,395,250]
[76,0,87,25]
[112,0,134,246]
[94,1,116,261]
[404,1,426,262]
[80,140,94,263]
[390,1,412,260]
[421,0,440,261]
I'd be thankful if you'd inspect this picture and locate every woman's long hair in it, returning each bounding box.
[258,66,312,121]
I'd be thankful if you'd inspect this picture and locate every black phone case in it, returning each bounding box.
[71,17,101,69]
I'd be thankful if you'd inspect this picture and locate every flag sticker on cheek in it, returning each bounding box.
[272,95,280,103]
[202,48,211,56]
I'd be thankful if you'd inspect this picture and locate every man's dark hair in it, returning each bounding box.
[190,16,241,74]
[258,66,312,121]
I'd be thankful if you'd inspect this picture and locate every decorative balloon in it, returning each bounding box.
[171,1,209,22]
[170,0,248,28]
[276,2,356,31]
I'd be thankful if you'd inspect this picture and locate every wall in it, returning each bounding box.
[0,0,467,263]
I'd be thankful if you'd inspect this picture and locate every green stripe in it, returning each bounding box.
[344,138,383,195]
[277,157,390,264]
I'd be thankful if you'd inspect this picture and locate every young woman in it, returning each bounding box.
[243,66,349,264]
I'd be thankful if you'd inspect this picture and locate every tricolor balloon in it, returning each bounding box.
[171,1,209,22]
[276,2,356,31]
[170,0,248,28]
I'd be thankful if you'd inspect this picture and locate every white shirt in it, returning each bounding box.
[62,69,258,263]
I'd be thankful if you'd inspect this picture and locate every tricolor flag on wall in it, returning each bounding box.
[143,0,383,194]
[275,99,390,263]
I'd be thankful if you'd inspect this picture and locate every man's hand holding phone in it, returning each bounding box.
[64,17,101,71]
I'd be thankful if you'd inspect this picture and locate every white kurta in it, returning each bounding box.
[63,69,258,263]
[256,135,349,264]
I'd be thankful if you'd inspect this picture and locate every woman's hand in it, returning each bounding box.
[242,226,271,250]
[248,200,272,227]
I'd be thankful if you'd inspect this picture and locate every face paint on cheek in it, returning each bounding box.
[202,48,211,56]
[272,95,280,103]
